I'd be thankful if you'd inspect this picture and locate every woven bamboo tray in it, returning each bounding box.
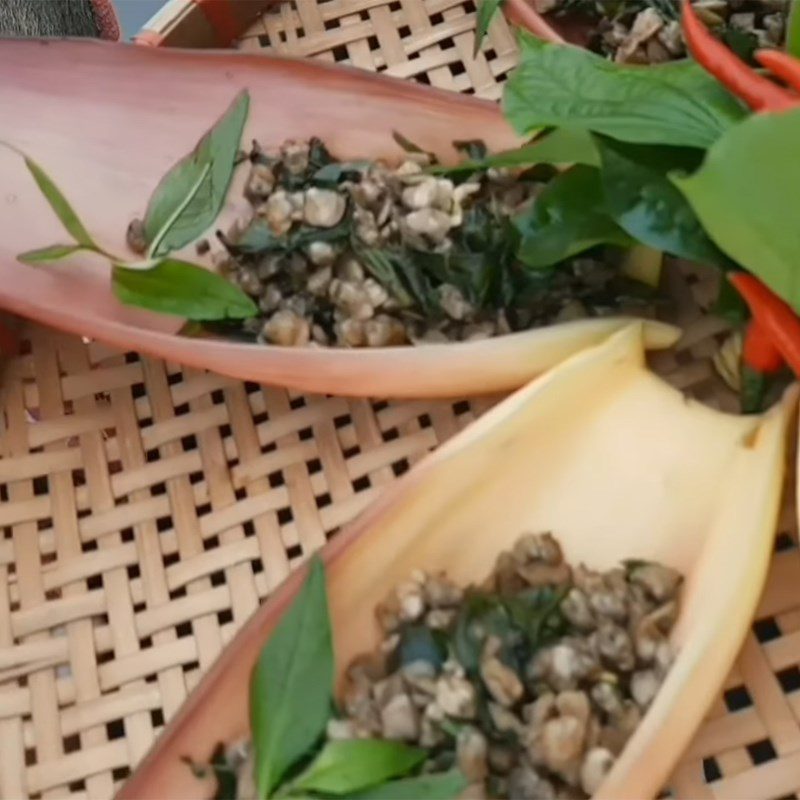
[2,2,800,798]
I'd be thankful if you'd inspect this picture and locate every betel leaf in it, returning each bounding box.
[112,259,257,321]
[144,90,250,257]
[431,128,599,176]
[17,244,85,265]
[503,34,746,149]
[251,557,333,799]
[673,108,800,312]
[345,770,468,800]
[514,165,632,270]
[289,740,426,796]
[475,0,505,55]
[23,158,99,250]
[594,136,730,267]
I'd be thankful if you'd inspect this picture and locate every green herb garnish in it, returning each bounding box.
[504,33,746,149]
[15,91,256,323]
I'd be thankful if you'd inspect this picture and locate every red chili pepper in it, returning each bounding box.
[743,318,784,374]
[754,49,800,95]
[681,0,799,113]
[729,272,800,378]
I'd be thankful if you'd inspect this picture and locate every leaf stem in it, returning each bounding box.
[147,161,212,259]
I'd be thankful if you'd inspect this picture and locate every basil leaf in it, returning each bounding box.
[514,165,632,269]
[673,109,800,311]
[144,90,250,257]
[290,740,425,796]
[431,128,599,176]
[475,0,505,55]
[344,770,468,800]
[23,158,98,249]
[594,136,729,267]
[251,557,334,798]
[504,34,746,149]
[112,259,257,321]
[18,244,85,265]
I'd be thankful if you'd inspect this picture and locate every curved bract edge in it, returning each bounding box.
[119,325,796,799]
[0,40,677,396]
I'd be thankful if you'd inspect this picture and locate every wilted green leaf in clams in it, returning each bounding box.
[289,740,426,796]
[673,109,800,312]
[112,260,257,321]
[230,218,352,256]
[514,165,632,270]
[453,140,488,162]
[503,586,569,647]
[251,557,334,798]
[504,34,746,149]
[17,243,86,265]
[452,593,517,675]
[143,90,250,257]
[343,769,468,800]
[312,161,372,187]
[355,245,435,312]
[594,136,730,267]
[392,131,435,161]
[431,128,600,176]
[475,0,505,55]
[392,624,448,673]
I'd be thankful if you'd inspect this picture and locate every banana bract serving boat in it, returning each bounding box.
[119,324,796,799]
[0,40,677,397]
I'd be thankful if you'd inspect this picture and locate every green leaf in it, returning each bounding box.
[475,0,505,55]
[503,34,746,149]
[431,128,599,176]
[787,0,800,59]
[673,108,800,312]
[112,259,257,321]
[144,90,250,257]
[394,624,448,672]
[251,557,334,798]
[231,218,351,255]
[514,165,632,270]
[354,246,419,310]
[740,364,767,415]
[289,740,425,796]
[23,158,98,249]
[594,136,729,267]
[713,278,749,325]
[17,243,85,265]
[313,161,371,186]
[344,770,468,800]
[721,28,759,64]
